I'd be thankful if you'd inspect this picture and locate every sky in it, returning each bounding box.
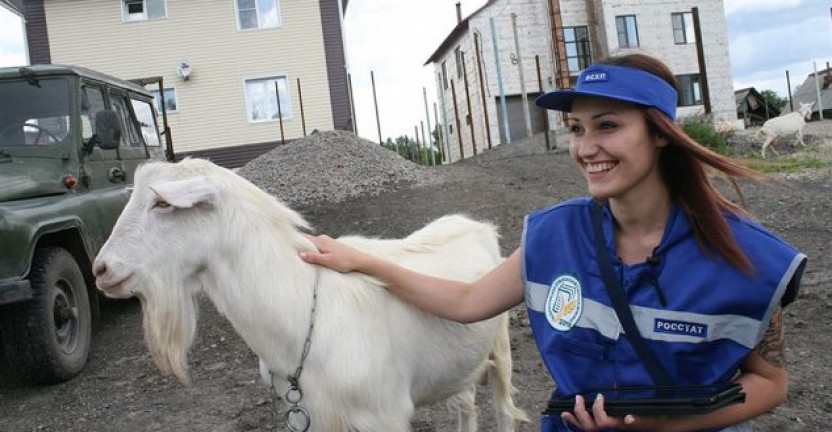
[1,1,830,142]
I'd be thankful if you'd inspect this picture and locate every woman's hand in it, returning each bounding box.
[561,394,670,432]
[299,234,372,273]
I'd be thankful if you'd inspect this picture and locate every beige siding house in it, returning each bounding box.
[19,0,352,167]
[427,0,736,162]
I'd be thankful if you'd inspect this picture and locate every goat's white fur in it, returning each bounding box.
[94,158,528,431]
[758,102,814,158]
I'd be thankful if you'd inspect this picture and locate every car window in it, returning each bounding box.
[131,98,162,148]
[109,91,143,147]
[0,78,71,146]
[81,84,107,141]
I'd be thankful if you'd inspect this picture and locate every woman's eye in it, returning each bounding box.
[569,125,583,134]
[599,121,617,130]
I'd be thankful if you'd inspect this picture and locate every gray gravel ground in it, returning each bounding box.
[1,121,830,431]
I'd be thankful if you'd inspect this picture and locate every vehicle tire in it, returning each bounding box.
[1,247,92,384]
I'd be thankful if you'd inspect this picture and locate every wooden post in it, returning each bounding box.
[691,7,711,114]
[474,33,493,150]
[274,81,285,145]
[371,70,382,145]
[536,55,551,151]
[461,52,477,155]
[297,78,307,137]
[450,79,464,159]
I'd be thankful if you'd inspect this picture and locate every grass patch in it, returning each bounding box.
[735,155,830,173]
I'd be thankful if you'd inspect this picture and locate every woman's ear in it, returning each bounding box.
[653,133,670,148]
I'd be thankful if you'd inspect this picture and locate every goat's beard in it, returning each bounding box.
[137,271,199,385]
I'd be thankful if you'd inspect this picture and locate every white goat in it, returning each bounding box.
[758,101,814,158]
[93,158,528,432]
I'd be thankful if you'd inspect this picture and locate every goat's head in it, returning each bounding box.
[93,158,310,383]
[798,102,815,120]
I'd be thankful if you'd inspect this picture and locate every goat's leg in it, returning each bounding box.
[488,314,530,432]
[796,129,805,146]
[446,384,479,432]
[761,135,778,158]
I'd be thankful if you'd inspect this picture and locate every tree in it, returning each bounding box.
[760,90,788,112]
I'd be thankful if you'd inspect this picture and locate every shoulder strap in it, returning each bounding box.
[591,201,674,386]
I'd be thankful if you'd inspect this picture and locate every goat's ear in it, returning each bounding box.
[150,176,217,208]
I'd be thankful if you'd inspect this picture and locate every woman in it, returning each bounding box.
[299,53,807,431]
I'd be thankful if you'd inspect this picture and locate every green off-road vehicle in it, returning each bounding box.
[0,65,174,384]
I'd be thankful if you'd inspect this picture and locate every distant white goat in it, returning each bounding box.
[93,158,527,432]
[758,101,814,158]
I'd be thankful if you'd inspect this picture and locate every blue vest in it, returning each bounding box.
[522,198,806,432]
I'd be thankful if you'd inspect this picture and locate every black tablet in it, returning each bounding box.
[544,382,745,417]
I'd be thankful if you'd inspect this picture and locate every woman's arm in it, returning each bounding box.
[564,307,789,432]
[300,235,525,323]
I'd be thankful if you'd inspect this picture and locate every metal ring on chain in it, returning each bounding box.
[285,386,303,404]
[286,405,311,432]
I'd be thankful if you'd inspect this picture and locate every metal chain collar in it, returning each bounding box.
[267,270,319,432]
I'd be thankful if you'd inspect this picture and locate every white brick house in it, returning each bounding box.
[427,0,736,162]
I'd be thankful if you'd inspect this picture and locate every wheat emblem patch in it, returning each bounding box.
[545,275,583,331]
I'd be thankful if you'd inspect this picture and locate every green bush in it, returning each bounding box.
[680,116,731,156]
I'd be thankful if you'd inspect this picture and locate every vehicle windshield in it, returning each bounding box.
[0,77,72,147]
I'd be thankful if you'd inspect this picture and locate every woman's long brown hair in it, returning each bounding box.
[598,54,764,274]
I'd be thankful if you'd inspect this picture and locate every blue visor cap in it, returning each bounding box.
[535,64,678,120]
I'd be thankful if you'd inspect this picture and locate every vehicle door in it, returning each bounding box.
[80,82,123,191]
[108,89,147,182]
[79,81,130,250]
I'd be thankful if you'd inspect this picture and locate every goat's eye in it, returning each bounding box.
[153,199,171,209]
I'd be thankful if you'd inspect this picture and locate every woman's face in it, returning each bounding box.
[567,96,668,202]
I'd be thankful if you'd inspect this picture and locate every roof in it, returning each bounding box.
[0,64,152,96]
[424,0,497,66]
[734,86,781,117]
[785,67,832,114]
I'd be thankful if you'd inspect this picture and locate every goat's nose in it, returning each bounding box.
[93,260,108,279]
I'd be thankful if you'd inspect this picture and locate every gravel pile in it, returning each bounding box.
[237,130,435,208]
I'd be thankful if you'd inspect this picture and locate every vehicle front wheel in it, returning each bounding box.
[1,247,92,384]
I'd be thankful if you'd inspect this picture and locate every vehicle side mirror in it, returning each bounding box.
[93,109,122,150]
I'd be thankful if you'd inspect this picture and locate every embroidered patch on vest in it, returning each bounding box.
[654,318,708,338]
[545,275,583,331]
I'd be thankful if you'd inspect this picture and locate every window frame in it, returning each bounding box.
[149,86,178,114]
[676,74,702,107]
[616,15,640,48]
[441,61,449,90]
[121,0,167,23]
[243,75,293,123]
[563,26,591,77]
[236,0,282,31]
[672,12,696,45]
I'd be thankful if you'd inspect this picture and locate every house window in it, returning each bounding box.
[150,87,178,114]
[237,0,281,30]
[122,0,167,22]
[616,15,639,48]
[564,26,591,76]
[245,76,292,122]
[441,62,449,90]
[672,12,695,44]
[677,74,702,106]
[455,46,463,78]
